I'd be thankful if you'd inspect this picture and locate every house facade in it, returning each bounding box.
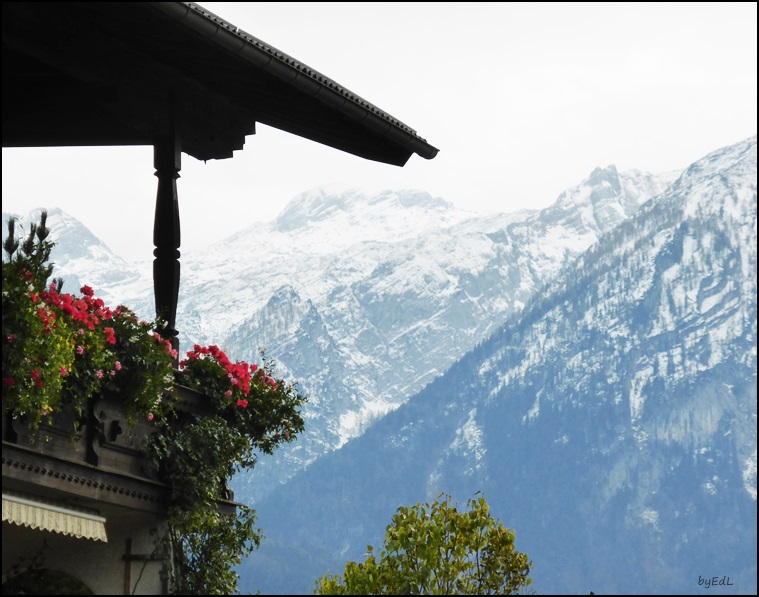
[3,393,173,595]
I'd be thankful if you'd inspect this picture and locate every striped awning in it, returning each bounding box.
[2,492,108,542]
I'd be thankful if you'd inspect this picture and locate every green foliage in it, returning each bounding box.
[314,493,532,595]
[2,212,70,430]
[167,504,262,596]
[175,346,304,461]
[150,351,306,594]
[2,212,176,434]
[106,310,177,422]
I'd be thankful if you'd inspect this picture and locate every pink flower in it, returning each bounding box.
[76,346,85,355]
[236,399,249,409]
[60,367,67,376]
[225,390,233,398]
[147,413,155,422]
[96,370,104,379]
[31,369,40,380]
[115,361,122,371]
[77,329,85,336]
[6,334,16,343]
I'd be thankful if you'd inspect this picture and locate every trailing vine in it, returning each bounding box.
[149,345,306,594]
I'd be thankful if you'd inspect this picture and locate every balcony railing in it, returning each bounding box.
[2,383,236,516]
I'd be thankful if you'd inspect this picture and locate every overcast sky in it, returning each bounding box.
[2,2,757,262]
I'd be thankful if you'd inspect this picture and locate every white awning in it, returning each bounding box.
[2,492,107,542]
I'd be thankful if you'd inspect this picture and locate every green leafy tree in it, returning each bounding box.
[315,493,532,595]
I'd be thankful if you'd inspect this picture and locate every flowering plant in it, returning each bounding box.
[179,344,300,452]
[2,213,175,434]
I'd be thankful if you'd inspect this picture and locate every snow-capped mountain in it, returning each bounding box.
[238,136,757,595]
[192,168,677,499]
[3,166,677,502]
[1,207,146,301]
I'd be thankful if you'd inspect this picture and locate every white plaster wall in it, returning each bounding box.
[2,512,171,595]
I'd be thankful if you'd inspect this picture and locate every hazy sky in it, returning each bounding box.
[2,2,757,262]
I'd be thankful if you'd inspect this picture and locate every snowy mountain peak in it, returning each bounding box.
[544,164,677,236]
[263,185,476,255]
[2,208,148,310]
[273,184,464,233]
[4,207,116,261]
[673,135,757,221]
[273,184,365,231]
[587,164,622,192]
[679,134,756,183]
[554,163,624,210]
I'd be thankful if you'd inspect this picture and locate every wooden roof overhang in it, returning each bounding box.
[2,2,438,345]
[2,2,438,165]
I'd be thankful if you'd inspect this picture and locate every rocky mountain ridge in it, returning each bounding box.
[238,135,757,595]
[4,163,678,500]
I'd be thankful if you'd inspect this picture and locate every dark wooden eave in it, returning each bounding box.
[1,2,439,166]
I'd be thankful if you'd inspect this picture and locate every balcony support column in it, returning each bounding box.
[153,132,181,358]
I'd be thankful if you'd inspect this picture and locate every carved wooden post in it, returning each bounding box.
[153,134,181,360]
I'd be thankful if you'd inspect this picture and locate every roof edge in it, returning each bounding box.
[150,2,439,161]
